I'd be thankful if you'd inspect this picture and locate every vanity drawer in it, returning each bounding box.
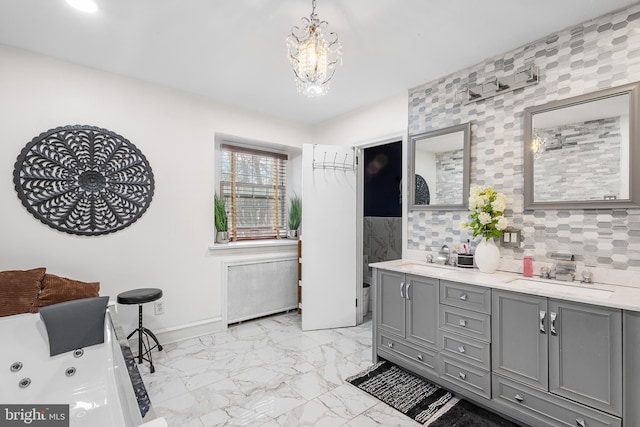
[439,305,491,342]
[492,374,621,427]
[440,280,491,314]
[437,354,491,399]
[378,334,437,371]
[439,330,490,370]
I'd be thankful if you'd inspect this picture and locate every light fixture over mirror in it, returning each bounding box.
[409,123,471,211]
[286,0,342,97]
[524,81,640,209]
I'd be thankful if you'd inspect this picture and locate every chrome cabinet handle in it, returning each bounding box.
[417,354,423,361]
[400,282,405,299]
[576,418,586,427]
[458,319,467,327]
[550,312,557,336]
[459,372,466,380]
[458,345,466,353]
[515,394,524,402]
[388,342,393,348]
[406,283,412,300]
[459,293,468,301]
[540,310,546,334]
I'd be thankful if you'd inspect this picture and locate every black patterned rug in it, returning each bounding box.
[346,361,523,426]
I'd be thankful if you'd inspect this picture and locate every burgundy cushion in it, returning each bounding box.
[0,268,46,317]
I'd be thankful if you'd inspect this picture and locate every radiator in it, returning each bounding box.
[226,257,298,324]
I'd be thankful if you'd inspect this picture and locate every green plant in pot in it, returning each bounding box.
[288,194,301,238]
[214,193,229,243]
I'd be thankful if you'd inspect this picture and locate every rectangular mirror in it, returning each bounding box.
[524,82,640,209]
[409,123,470,210]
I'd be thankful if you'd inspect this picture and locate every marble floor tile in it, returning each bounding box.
[141,312,427,426]
[275,399,349,427]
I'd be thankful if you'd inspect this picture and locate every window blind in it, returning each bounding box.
[220,144,287,240]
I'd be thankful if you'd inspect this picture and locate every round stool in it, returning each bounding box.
[117,288,163,373]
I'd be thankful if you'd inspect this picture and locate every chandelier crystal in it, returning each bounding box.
[531,131,547,159]
[286,0,342,97]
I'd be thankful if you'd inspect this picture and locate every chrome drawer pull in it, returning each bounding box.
[458,345,466,353]
[550,312,557,336]
[514,394,524,402]
[458,319,467,327]
[417,354,423,361]
[400,282,405,299]
[459,293,468,301]
[458,372,466,380]
[406,283,412,300]
[576,418,586,427]
[540,310,546,334]
[388,342,393,348]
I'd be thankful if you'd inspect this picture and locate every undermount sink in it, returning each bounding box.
[506,278,614,299]
[393,261,455,276]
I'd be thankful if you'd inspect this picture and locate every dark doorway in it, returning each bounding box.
[364,141,402,217]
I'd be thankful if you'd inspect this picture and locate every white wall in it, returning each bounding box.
[313,93,408,146]
[0,45,311,339]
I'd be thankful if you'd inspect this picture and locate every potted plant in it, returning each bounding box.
[287,194,301,238]
[460,185,509,273]
[214,193,229,243]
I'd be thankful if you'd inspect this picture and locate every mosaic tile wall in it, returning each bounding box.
[436,149,464,204]
[536,118,621,201]
[407,4,640,270]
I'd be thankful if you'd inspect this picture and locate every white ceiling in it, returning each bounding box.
[0,0,637,125]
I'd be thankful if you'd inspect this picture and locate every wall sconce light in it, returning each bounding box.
[456,64,539,104]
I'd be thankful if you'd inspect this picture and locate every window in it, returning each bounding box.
[219,144,287,241]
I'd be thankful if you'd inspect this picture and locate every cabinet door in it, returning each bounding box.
[405,274,438,349]
[549,300,622,416]
[376,269,405,337]
[492,290,548,390]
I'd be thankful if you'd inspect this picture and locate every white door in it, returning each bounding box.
[301,144,359,331]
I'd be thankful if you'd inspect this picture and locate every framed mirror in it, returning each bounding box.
[524,82,640,209]
[409,123,470,210]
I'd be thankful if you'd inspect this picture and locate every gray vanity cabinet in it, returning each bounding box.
[548,300,622,416]
[492,290,623,420]
[376,269,439,373]
[377,269,406,337]
[492,291,548,390]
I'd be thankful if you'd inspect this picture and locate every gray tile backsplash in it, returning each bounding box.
[407,4,640,271]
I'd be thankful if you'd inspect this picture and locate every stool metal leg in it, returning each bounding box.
[143,327,163,351]
[137,304,144,364]
[125,302,163,373]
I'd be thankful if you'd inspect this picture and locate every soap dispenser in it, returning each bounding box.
[523,252,533,277]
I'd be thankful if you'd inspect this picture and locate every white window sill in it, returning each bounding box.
[208,239,298,252]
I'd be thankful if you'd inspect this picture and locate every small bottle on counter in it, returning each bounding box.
[523,253,533,277]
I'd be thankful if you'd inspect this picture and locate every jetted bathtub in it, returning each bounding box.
[0,305,161,427]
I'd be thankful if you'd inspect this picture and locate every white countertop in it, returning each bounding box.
[370,259,640,312]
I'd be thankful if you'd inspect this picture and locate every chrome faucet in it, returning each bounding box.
[550,253,576,281]
[435,245,451,265]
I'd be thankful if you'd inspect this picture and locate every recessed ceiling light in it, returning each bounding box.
[66,0,98,13]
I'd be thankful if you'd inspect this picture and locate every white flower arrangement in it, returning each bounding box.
[461,185,508,240]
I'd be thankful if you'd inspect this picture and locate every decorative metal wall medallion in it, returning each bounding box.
[13,125,155,236]
[415,174,430,205]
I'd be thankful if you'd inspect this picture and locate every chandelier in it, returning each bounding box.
[286,0,342,97]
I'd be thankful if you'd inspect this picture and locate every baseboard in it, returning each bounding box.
[130,316,224,348]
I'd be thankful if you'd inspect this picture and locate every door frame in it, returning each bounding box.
[356,132,407,325]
